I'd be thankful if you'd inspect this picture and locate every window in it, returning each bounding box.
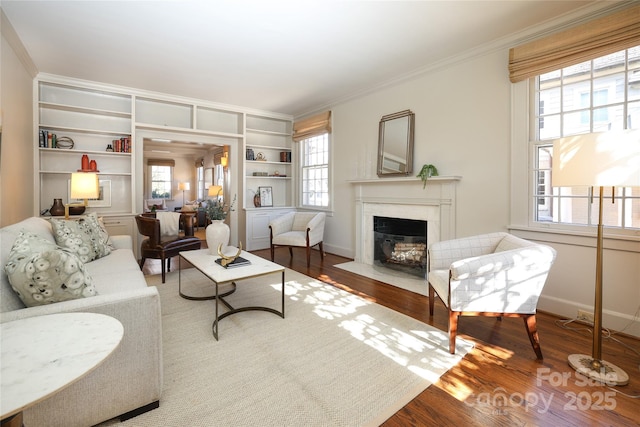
[300,133,330,208]
[532,46,640,230]
[150,165,173,199]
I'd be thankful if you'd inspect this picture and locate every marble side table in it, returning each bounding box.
[1,312,124,426]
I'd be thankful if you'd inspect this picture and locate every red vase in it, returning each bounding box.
[81,154,89,170]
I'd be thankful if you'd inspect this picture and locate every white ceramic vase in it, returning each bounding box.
[206,220,230,255]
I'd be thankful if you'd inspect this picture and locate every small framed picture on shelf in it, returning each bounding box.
[258,186,273,207]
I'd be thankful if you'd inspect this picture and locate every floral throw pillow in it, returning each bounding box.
[4,231,97,307]
[50,213,112,263]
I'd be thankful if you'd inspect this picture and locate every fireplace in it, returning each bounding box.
[350,176,459,270]
[373,216,427,278]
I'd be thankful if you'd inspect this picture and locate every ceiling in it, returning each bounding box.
[2,0,611,119]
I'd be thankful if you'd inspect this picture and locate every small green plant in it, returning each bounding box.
[417,164,438,188]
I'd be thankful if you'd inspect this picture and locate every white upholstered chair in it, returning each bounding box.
[269,212,326,267]
[428,232,557,359]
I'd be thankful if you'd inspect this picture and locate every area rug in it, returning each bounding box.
[335,261,429,296]
[101,267,471,426]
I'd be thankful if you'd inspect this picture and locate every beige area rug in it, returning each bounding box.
[100,267,472,426]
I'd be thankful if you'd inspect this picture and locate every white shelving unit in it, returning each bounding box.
[34,75,294,252]
[36,80,134,217]
[243,114,294,250]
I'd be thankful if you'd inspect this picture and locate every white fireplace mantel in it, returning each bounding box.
[350,176,461,265]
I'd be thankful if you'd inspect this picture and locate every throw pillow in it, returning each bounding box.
[50,213,112,263]
[4,231,97,307]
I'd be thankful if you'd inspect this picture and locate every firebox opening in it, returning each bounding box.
[373,216,427,278]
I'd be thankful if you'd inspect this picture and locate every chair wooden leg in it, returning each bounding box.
[289,247,293,258]
[167,257,171,273]
[306,245,311,267]
[270,245,275,261]
[161,257,166,284]
[319,242,325,259]
[524,314,543,359]
[139,257,146,270]
[448,311,459,354]
[428,284,435,316]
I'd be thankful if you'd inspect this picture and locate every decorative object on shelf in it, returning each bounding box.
[55,136,74,149]
[64,172,99,219]
[50,198,66,216]
[246,148,255,160]
[251,190,261,207]
[215,242,243,267]
[252,172,268,176]
[255,152,266,161]
[552,130,639,386]
[78,154,100,172]
[259,186,273,207]
[106,144,113,152]
[417,164,438,188]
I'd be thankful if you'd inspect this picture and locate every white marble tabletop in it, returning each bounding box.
[180,248,284,284]
[0,312,124,419]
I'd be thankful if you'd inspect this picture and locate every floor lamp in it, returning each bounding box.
[552,129,640,386]
[178,182,190,206]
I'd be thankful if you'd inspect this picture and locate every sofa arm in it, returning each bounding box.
[0,287,163,426]
[110,234,132,250]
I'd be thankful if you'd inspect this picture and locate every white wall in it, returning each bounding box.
[1,11,36,226]
[327,49,512,258]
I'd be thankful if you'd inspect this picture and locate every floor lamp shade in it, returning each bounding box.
[178,182,190,191]
[551,129,639,387]
[552,129,640,187]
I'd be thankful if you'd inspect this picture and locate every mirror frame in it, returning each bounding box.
[376,110,414,177]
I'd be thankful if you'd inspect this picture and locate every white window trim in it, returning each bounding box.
[297,132,332,211]
[510,80,640,242]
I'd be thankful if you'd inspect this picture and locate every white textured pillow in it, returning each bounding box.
[4,231,97,307]
[50,213,112,263]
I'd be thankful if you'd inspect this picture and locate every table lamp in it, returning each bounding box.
[65,172,99,219]
[552,129,640,386]
[208,185,223,199]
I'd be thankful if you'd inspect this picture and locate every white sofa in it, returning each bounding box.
[1,217,163,427]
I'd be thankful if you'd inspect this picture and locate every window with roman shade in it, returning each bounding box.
[294,111,332,209]
[509,4,640,83]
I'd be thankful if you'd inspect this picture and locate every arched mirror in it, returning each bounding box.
[377,110,414,177]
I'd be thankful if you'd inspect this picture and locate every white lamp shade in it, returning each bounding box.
[178,182,190,191]
[70,172,99,199]
[208,185,223,197]
[552,129,640,187]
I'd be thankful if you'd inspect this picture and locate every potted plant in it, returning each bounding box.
[417,164,438,188]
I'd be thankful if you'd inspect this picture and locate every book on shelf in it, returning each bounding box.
[215,256,251,269]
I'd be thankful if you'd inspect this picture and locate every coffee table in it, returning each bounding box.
[178,248,285,340]
[1,312,124,426]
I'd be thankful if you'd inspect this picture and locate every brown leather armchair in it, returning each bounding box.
[136,214,201,283]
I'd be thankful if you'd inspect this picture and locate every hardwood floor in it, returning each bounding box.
[142,245,640,426]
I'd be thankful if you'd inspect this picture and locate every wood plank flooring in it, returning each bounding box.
[141,243,640,426]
